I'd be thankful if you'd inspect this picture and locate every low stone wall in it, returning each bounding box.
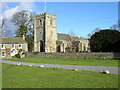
[27,52,120,59]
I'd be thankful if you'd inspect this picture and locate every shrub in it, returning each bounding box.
[15,53,21,58]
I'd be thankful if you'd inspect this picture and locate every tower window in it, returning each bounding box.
[40,19,42,25]
[50,20,52,26]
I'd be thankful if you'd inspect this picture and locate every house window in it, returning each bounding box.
[19,44,22,48]
[12,44,15,48]
[2,52,5,57]
[1,44,4,49]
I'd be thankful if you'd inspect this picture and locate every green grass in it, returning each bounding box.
[4,57,118,67]
[0,63,2,71]
[2,63,12,70]
[2,63,118,88]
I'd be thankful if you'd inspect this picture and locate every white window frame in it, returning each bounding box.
[12,44,15,49]
[1,44,5,49]
[18,44,22,49]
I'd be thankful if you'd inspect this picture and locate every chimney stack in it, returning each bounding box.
[23,35,25,40]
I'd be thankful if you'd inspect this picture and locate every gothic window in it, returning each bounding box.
[83,43,86,51]
[40,40,44,52]
[84,46,86,51]
[50,19,52,26]
[40,19,42,25]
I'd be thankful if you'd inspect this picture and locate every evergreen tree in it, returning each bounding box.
[90,29,120,52]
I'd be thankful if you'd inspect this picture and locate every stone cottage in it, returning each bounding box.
[0,37,28,58]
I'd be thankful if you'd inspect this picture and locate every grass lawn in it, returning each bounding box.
[2,63,118,88]
[2,63,12,70]
[0,63,2,71]
[4,57,118,67]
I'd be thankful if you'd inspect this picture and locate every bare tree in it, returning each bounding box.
[11,10,35,51]
[118,20,120,30]
[11,10,35,36]
[68,29,76,36]
[110,24,119,30]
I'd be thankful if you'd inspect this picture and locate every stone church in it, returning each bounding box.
[34,13,90,53]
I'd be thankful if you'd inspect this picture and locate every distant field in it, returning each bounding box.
[4,57,118,67]
[2,63,118,88]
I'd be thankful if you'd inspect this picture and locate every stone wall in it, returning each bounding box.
[27,52,120,59]
[34,13,57,52]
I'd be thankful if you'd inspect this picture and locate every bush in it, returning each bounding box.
[15,53,21,58]
[90,29,120,52]
[22,52,27,57]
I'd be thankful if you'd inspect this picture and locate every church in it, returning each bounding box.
[0,12,90,59]
[34,13,90,53]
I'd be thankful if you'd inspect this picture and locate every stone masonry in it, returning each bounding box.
[34,13,90,53]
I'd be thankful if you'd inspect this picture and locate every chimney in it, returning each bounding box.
[23,35,25,40]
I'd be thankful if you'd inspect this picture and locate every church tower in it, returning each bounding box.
[34,13,57,52]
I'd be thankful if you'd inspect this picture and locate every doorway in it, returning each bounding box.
[40,40,44,52]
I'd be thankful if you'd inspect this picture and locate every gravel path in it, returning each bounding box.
[0,60,119,74]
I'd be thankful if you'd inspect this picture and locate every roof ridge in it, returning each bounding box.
[0,37,27,44]
[57,33,69,35]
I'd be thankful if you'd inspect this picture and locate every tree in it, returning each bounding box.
[18,24,27,37]
[110,24,119,30]
[118,20,120,30]
[90,29,120,52]
[11,10,35,51]
[68,29,76,42]
[68,30,76,36]
[87,28,100,38]
[11,10,35,37]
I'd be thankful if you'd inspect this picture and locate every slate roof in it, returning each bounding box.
[0,38,27,44]
[72,36,87,40]
[57,33,71,41]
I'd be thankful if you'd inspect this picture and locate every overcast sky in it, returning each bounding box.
[1,2,118,37]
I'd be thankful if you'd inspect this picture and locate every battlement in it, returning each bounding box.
[39,13,56,16]
[35,13,56,19]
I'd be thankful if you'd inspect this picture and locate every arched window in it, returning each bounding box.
[50,19,52,26]
[83,43,86,51]
[40,19,42,25]
[80,43,82,51]
[40,40,44,52]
